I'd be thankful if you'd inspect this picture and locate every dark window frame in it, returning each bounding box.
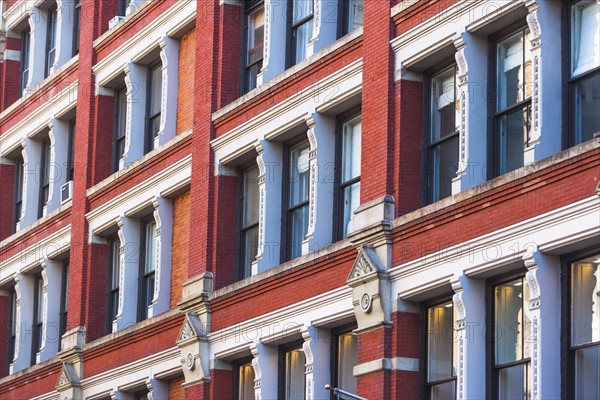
[13,156,24,233]
[59,259,69,341]
[144,61,162,154]
[7,286,17,373]
[242,0,265,94]
[233,355,255,399]
[138,216,156,322]
[286,0,314,68]
[281,136,310,262]
[20,26,31,97]
[560,247,600,400]
[487,23,532,179]
[337,0,364,38]
[107,235,120,333]
[278,339,306,400]
[329,323,358,398]
[236,162,260,281]
[72,0,82,56]
[113,86,127,172]
[67,117,76,182]
[333,106,361,242]
[38,138,51,219]
[485,270,531,400]
[118,0,127,17]
[31,272,43,366]
[44,4,58,78]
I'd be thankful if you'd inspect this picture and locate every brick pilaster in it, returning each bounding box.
[0,162,16,241]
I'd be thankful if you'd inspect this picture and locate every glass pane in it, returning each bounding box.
[294,19,313,64]
[289,204,308,259]
[498,363,528,400]
[247,7,264,65]
[145,221,156,274]
[497,31,531,111]
[571,254,600,346]
[117,88,127,139]
[428,302,455,382]
[342,181,360,237]
[431,380,456,400]
[239,362,255,400]
[150,115,161,140]
[36,276,43,323]
[347,0,364,32]
[430,135,458,202]
[246,62,262,92]
[242,225,258,278]
[431,67,458,142]
[243,166,260,226]
[571,1,600,77]
[495,279,524,365]
[342,116,362,183]
[150,65,162,116]
[573,71,600,144]
[498,105,530,175]
[42,142,51,185]
[285,348,306,400]
[575,345,600,399]
[145,273,155,307]
[293,0,313,24]
[337,333,357,393]
[288,142,310,207]
[111,239,120,289]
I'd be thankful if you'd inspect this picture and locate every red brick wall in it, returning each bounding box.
[169,376,185,400]
[360,0,396,204]
[0,163,16,241]
[1,37,21,111]
[176,28,196,135]
[185,382,210,399]
[171,190,191,308]
[217,3,242,108]
[213,176,237,290]
[394,0,463,35]
[0,294,9,378]
[356,325,392,399]
[90,95,116,185]
[80,242,109,341]
[0,363,61,399]
[390,312,420,399]
[211,368,234,400]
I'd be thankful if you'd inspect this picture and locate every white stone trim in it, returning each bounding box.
[10,272,34,374]
[5,48,20,61]
[4,0,32,33]
[148,196,173,318]
[390,356,420,372]
[353,358,391,377]
[93,0,195,88]
[155,36,179,149]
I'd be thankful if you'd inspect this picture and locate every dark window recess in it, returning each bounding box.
[283,139,310,261]
[39,139,51,219]
[238,165,259,280]
[67,118,76,182]
[13,156,24,233]
[59,260,69,341]
[278,342,306,400]
[44,6,57,78]
[107,236,120,333]
[287,0,314,67]
[145,63,162,153]
[335,113,361,240]
[7,288,17,373]
[32,273,44,366]
[72,0,82,56]
[338,0,364,37]
[20,27,31,96]
[114,87,127,171]
[243,0,264,94]
[138,218,156,321]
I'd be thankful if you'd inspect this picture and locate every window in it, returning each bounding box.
[59,260,69,340]
[67,118,76,182]
[568,0,600,146]
[283,140,310,261]
[332,327,357,395]
[234,357,255,399]
[336,113,361,239]
[138,219,156,321]
[490,276,531,399]
[114,87,127,171]
[7,287,16,373]
[134,390,149,400]
[427,65,459,203]
[45,5,58,78]
[492,28,532,177]
[72,0,82,56]
[243,0,264,93]
[39,139,51,218]
[145,63,162,153]
[288,0,314,66]
[20,27,31,96]
[238,165,259,280]
[338,0,364,37]
[118,0,127,17]
[107,236,120,332]
[32,273,44,365]
[13,156,23,233]
[279,343,306,400]
[425,301,456,400]
[566,252,600,399]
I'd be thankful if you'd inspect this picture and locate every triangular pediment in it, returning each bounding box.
[347,244,384,283]
[56,362,79,390]
[176,312,205,344]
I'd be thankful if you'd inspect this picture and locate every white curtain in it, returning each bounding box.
[572,0,600,77]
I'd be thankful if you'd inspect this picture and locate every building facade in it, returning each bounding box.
[0,0,598,399]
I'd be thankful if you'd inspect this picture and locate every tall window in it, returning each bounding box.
[288,0,314,66]
[336,114,361,239]
[45,5,58,78]
[67,118,76,182]
[568,0,600,146]
[427,65,458,203]
[134,390,149,400]
[59,260,69,341]
[107,236,120,332]
[20,27,31,96]
[279,344,306,400]
[491,276,531,399]
[32,273,44,365]
[338,0,364,37]
[114,87,127,171]
[567,252,600,399]
[13,156,23,233]
[234,358,255,399]
[493,28,532,177]
[118,0,127,16]
[333,328,358,395]
[39,139,51,218]
[146,63,162,153]
[284,140,310,261]
[7,287,16,373]
[138,219,156,321]
[238,165,259,280]
[243,0,264,93]
[72,0,82,56]
[425,301,456,399]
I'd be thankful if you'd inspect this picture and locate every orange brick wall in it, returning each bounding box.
[169,376,185,400]
[176,29,196,135]
[171,190,191,308]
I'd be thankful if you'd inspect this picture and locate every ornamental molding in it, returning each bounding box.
[56,362,80,390]
[176,312,206,344]
[347,244,385,283]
